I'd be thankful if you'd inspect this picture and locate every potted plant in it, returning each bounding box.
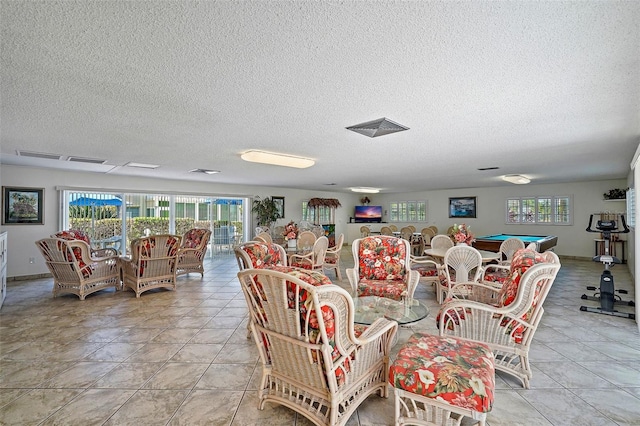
[251,196,280,227]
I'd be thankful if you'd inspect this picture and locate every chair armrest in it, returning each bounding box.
[92,248,118,258]
[290,252,313,263]
[345,268,358,295]
[448,280,502,304]
[405,270,420,299]
[351,317,398,347]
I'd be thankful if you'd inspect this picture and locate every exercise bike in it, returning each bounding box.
[580,214,635,320]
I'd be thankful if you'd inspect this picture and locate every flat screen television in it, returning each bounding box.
[354,205,383,223]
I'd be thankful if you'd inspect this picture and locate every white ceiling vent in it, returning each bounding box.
[16,150,63,160]
[67,156,107,164]
[346,118,409,138]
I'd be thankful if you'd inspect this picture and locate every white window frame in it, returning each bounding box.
[389,201,427,222]
[505,195,572,225]
[302,202,335,225]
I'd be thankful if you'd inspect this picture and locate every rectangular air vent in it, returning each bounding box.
[16,150,63,160]
[67,156,107,164]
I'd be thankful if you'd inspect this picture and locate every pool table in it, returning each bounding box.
[472,234,558,253]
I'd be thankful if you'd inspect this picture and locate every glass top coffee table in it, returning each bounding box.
[353,296,429,325]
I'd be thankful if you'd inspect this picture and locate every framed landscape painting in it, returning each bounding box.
[449,196,477,219]
[2,187,44,225]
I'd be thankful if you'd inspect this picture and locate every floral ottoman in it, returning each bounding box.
[389,333,495,426]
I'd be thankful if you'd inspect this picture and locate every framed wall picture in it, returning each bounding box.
[2,187,45,225]
[272,196,285,219]
[449,196,477,219]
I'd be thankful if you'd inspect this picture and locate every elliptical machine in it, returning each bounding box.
[581,214,635,320]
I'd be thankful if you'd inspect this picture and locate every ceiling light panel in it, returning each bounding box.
[350,187,380,193]
[240,150,314,169]
[124,162,160,169]
[346,118,409,138]
[502,175,531,184]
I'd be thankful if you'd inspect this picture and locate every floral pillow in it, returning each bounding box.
[496,248,547,307]
[357,236,407,282]
[182,229,208,249]
[241,242,285,268]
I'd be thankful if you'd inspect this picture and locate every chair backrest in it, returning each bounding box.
[328,233,344,253]
[399,227,413,241]
[420,227,436,238]
[36,237,93,280]
[499,237,525,264]
[352,236,410,282]
[360,226,371,237]
[235,241,287,270]
[255,232,273,244]
[53,229,92,245]
[237,266,355,395]
[379,226,393,236]
[496,248,554,308]
[310,236,329,267]
[129,234,181,266]
[181,228,211,250]
[443,245,483,284]
[431,234,454,251]
[297,231,317,250]
[407,225,416,233]
[389,225,398,232]
[428,225,438,234]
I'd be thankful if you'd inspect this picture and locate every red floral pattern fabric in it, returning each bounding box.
[356,236,408,300]
[182,228,208,249]
[496,248,546,307]
[54,230,90,271]
[389,333,494,414]
[241,243,285,268]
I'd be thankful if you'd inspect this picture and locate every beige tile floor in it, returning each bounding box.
[1,249,639,425]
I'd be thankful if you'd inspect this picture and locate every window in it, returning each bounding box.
[389,201,427,222]
[506,196,572,225]
[302,202,334,224]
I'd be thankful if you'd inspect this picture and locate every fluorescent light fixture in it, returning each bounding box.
[240,150,314,169]
[350,187,380,194]
[124,162,160,169]
[502,174,531,185]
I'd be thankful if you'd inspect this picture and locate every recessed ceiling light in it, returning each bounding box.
[189,168,220,175]
[240,150,315,169]
[346,117,409,138]
[124,162,160,169]
[502,174,531,184]
[350,187,380,194]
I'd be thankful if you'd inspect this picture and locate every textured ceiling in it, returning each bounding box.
[1,1,639,193]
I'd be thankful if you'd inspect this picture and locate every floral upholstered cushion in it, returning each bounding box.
[357,236,408,300]
[241,243,285,268]
[389,333,495,414]
[182,229,208,249]
[496,248,546,308]
[55,229,91,245]
[358,236,407,280]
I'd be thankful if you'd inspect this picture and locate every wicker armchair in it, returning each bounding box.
[237,266,398,426]
[438,248,561,388]
[53,229,119,257]
[35,237,120,300]
[346,236,419,301]
[176,228,211,277]
[290,236,329,272]
[296,230,317,250]
[120,234,181,298]
[254,232,272,244]
[323,233,344,280]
